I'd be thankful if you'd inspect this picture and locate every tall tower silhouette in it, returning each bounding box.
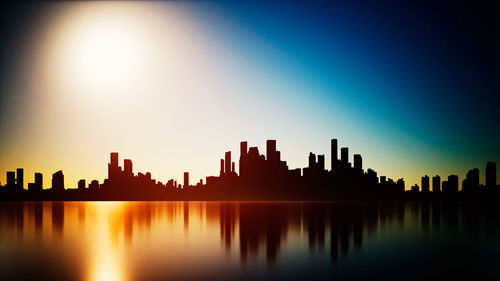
[111,152,118,167]
[240,141,248,157]
[35,172,43,190]
[266,140,277,162]
[462,168,479,192]
[331,139,338,171]
[318,155,325,170]
[108,152,121,181]
[225,152,231,175]
[421,175,430,192]
[6,171,15,189]
[240,141,248,176]
[52,170,64,191]
[448,175,459,193]
[124,159,133,175]
[341,147,349,166]
[16,168,24,191]
[308,152,316,167]
[184,172,189,188]
[432,175,440,192]
[353,154,362,171]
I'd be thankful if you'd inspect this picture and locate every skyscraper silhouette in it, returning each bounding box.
[35,172,43,190]
[52,170,64,191]
[463,168,480,192]
[225,152,231,175]
[6,171,15,190]
[448,175,458,193]
[308,152,316,167]
[266,140,277,162]
[318,155,325,171]
[27,172,43,191]
[124,159,133,175]
[16,168,24,191]
[468,168,480,186]
[184,172,189,188]
[111,152,118,167]
[108,152,121,181]
[331,139,338,171]
[397,178,405,191]
[421,175,430,192]
[354,154,362,172]
[341,147,348,166]
[432,175,440,192]
[442,181,449,193]
[240,141,248,176]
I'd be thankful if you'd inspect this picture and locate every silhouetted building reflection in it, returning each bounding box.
[2,201,500,281]
[51,202,64,235]
[34,201,43,235]
[217,202,402,266]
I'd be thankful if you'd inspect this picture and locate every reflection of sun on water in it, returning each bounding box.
[89,202,126,281]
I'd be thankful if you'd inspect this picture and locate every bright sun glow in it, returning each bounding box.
[51,2,153,100]
[71,20,137,87]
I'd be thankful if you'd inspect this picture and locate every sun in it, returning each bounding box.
[71,20,136,87]
[49,2,151,100]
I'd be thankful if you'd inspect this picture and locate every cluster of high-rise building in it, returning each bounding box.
[0,138,498,200]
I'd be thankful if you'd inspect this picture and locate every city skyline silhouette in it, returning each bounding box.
[2,1,499,192]
[1,138,498,201]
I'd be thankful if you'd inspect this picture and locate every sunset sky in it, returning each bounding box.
[1,1,499,189]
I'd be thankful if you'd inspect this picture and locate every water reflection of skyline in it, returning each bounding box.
[0,201,499,281]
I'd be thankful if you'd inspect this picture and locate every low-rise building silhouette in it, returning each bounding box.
[78,179,86,190]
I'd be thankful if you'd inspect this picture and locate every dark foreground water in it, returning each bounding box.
[0,201,499,281]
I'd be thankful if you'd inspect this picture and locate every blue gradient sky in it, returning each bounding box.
[1,1,499,188]
[187,1,500,180]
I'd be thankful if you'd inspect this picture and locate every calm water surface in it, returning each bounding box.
[1,201,499,281]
